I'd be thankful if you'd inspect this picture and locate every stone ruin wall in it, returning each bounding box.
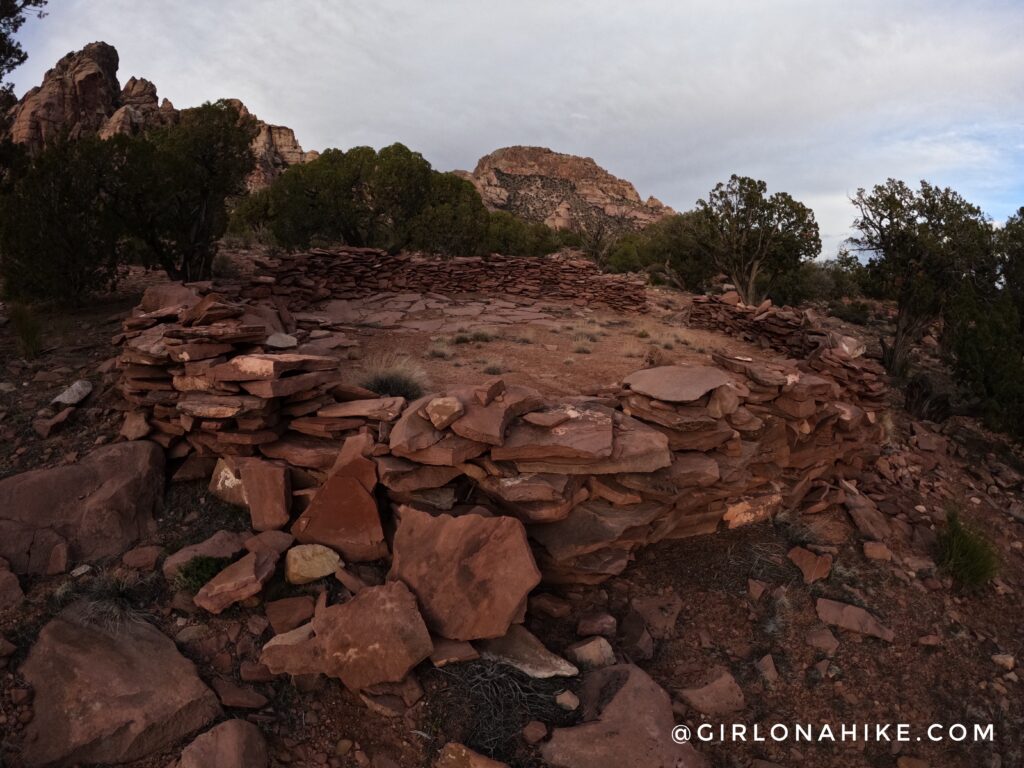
[113,275,890,587]
[226,247,649,313]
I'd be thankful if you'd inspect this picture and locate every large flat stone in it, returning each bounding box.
[623,365,732,403]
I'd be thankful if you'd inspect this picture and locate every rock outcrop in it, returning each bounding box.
[226,99,319,190]
[3,42,315,189]
[5,42,124,147]
[457,146,674,235]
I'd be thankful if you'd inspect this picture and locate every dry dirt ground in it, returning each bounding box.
[1,271,1022,768]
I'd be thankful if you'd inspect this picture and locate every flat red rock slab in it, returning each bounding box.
[491,405,613,461]
[623,364,733,403]
[390,506,540,641]
[291,473,385,562]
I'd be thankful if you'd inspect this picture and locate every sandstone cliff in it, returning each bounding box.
[457,146,674,236]
[3,42,315,189]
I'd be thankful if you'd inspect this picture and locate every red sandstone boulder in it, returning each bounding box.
[0,442,164,575]
[240,460,291,531]
[174,720,268,768]
[20,606,221,767]
[390,506,541,640]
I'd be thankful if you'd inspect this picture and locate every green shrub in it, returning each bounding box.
[484,211,567,257]
[937,509,999,589]
[175,556,231,593]
[228,144,565,257]
[8,302,42,358]
[603,211,716,291]
[0,135,126,302]
[828,300,871,325]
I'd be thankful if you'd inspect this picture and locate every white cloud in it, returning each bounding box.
[12,0,1024,253]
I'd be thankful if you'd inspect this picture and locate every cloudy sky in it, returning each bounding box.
[12,0,1024,255]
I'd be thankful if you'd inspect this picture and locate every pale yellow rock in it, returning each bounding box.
[285,544,341,585]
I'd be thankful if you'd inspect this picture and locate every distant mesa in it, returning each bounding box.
[456,145,674,236]
[2,41,316,190]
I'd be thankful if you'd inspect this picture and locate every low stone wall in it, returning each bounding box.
[686,293,890,407]
[228,247,648,312]
[115,286,887,586]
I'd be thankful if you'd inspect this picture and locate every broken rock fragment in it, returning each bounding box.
[475,624,578,678]
[815,598,894,642]
[678,668,746,715]
[285,544,341,584]
[194,551,278,614]
[260,581,432,692]
[787,546,833,584]
[174,719,269,768]
[542,664,705,768]
[290,446,385,561]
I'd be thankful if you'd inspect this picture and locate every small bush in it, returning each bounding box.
[828,300,871,325]
[470,331,495,343]
[482,363,504,376]
[572,344,592,354]
[453,334,472,345]
[211,252,240,278]
[8,302,43,358]
[427,343,452,360]
[359,352,428,400]
[937,509,999,589]
[175,556,231,594]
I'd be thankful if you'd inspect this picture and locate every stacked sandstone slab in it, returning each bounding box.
[155,358,885,704]
[245,247,648,312]
[115,284,368,486]
[688,293,888,408]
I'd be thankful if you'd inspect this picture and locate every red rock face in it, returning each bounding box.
[456,145,674,235]
[3,42,315,189]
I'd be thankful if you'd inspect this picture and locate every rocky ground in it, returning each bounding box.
[0,271,1022,768]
